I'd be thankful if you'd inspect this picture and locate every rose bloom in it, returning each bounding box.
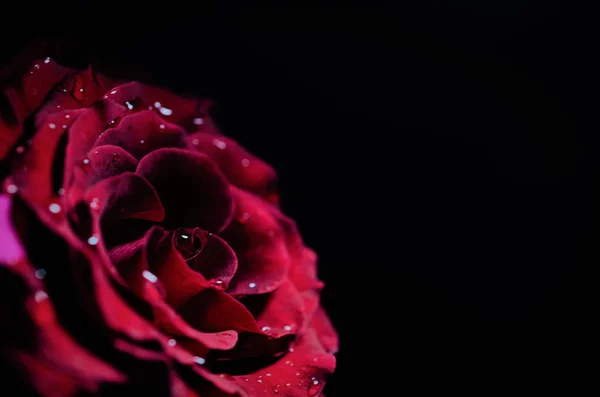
[0,55,337,396]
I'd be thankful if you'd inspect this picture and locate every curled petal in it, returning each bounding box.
[94,110,186,160]
[136,148,234,232]
[223,187,290,295]
[186,134,278,201]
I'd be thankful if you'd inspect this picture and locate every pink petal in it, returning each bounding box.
[94,110,186,160]
[0,195,25,265]
[186,134,278,201]
[136,148,234,232]
[223,187,291,295]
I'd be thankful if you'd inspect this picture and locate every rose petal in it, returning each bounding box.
[94,110,186,160]
[233,328,336,397]
[173,227,238,288]
[136,148,234,232]
[85,172,165,223]
[64,99,128,190]
[223,187,291,295]
[109,227,240,353]
[0,195,25,265]
[1,57,73,158]
[85,145,138,186]
[106,81,220,133]
[310,308,339,354]
[186,133,278,201]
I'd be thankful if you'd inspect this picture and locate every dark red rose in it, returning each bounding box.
[0,55,337,397]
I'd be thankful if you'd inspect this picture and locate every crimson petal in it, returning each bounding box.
[85,145,138,186]
[223,187,291,295]
[186,134,278,202]
[94,110,186,160]
[136,148,234,232]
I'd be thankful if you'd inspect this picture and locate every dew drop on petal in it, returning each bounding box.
[241,158,250,167]
[193,117,204,125]
[33,64,39,69]
[6,184,18,194]
[168,339,176,347]
[211,279,225,289]
[212,138,226,150]
[273,386,280,394]
[192,138,199,146]
[140,139,145,144]
[48,123,56,129]
[154,101,161,108]
[58,188,65,196]
[48,203,61,214]
[159,124,165,129]
[35,269,46,280]
[82,158,90,165]
[15,146,25,154]
[266,373,272,377]
[44,58,51,64]
[89,198,100,210]
[159,107,173,116]
[125,101,134,110]
[258,380,262,383]
[193,356,205,365]
[65,114,70,119]
[262,326,271,332]
[284,325,292,331]
[35,290,48,302]
[110,90,118,95]
[289,347,295,352]
[87,235,99,246]
[62,125,67,129]
[112,152,120,162]
[307,380,323,397]
[142,270,158,283]
[249,282,256,289]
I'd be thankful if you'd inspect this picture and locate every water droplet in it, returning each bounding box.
[244,378,249,382]
[89,198,100,210]
[35,290,48,302]
[15,146,25,154]
[154,101,161,108]
[82,158,90,165]
[142,270,158,283]
[6,184,18,194]
[174,228,204,261]
[192,138,199,146]
[249,282,256,289]
[159,124,165,129]
[266,373,272,377]
[58,188,65,196]
[193,117,204,125]
[168,339,176,347]
[35,268,47,279]
[140,139,145,144]
[262,326,271,332]
[159,107,173,116]
[289,347,295,352]
[296,372,301,376]
[79,88,84,92]
[112,152,120,162]
[48,203,61,214]
[110,90,118,95]
[307,380,323,396]
[193,356,205,365]
[44,58,51,64]
[273,386,280,394]
[87,235,99,246]
[49,123,56,129]
[284,325,292,331]
[286,383,291,387]
[241,158,250,167]
[65,114,70,119]
[62,125,67,129]
[33,64,40,69]
[211,279,225,289]
[212,138,226,150]
[258,380,263,383]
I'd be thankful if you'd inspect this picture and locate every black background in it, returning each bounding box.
[2,2,598,395]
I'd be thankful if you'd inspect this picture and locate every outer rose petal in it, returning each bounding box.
[233,328,336,397]
[309,308,339,355]
[186,133,278,201]
[94,110,186,160]
[104,81,220,134]
[0,195,25,264]
[223,187,291,295]
[1,57,73,158]
[136,148,234,232]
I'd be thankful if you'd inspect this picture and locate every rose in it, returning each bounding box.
[0,54,337,396]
